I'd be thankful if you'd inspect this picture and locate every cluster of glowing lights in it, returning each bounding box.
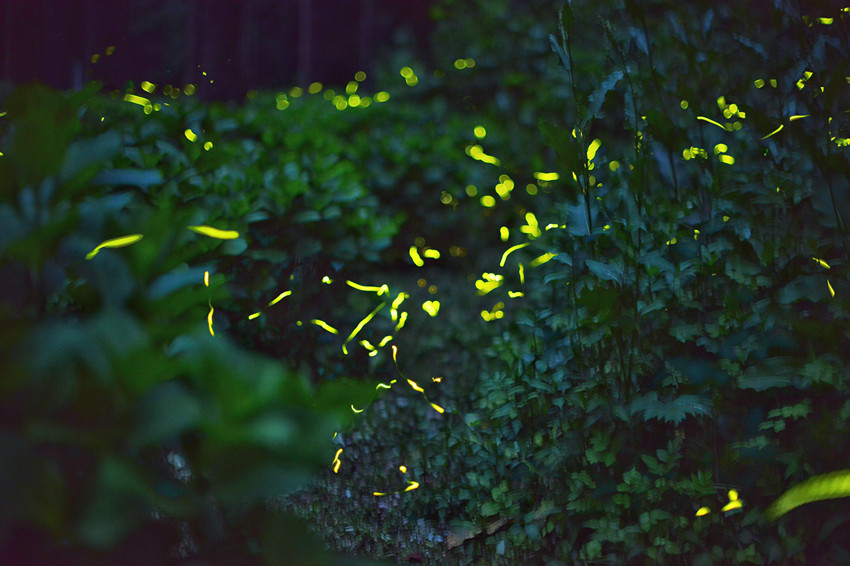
[465,144,501,166]
[422,300,440,317]
[453,57,476,70]
[813,256,836,297]
[89,45,115,64]
[494,174,515,200]
[400,66,419,87]
[409,245,440,267]
[273,72,387,112]
[520,212,541,239]
[392,345,444,415]
[695,489,743,517]
[695,95,745,132]
[373,464,420,496]
[481,301,505,321]
[475,273,504,295]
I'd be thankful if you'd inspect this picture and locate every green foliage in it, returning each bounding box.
[5,0,850,563]
[0,83,378,564]
[294,1,850,564]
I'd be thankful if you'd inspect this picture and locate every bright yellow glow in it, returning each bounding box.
[761,123,785,140]
[399,465,407,473]
[351,404,364,413]
[187,225,239,239]
[828,279,835,297]
[322,276,333,284]
[481,195,496,207]
[409,246,424,267]
[521,212,541,239]
[518,263,524,284]
[348,94,361,107]
[695,507,710,517]
[85,234,144,260]
[680,100,688,109]
[343,303,385,352]
[375,91,390,102]
[423,249,440,259]
[392,292,408,311]
[719,155,735,165]
[373,492,387,497]
[311,319,339,334]
[475,273,504,295]
[530,252,557,267]
[789,114,810,122]
[454,58,467,70]
[474,125,487,138]
[534,172,559,181]
[754,78,765,88]
[400,66,414,78]
[308,82,323,94]
[407,379,425,393]
[813,257,831,269]
[346,81,358,95]
[405,481,420,491]
[586,139,602,161]
[346,280,389,295]
[500,227,509,241]
[697,116,726,130]
[207,301,215,337]
[123,93,150,107]
[714,143,728,154]
[141,81,156,93]
[248,312,261,320]
[395,311,408,331]
[204,271,210,287]
[422,300,440,317]
[508,291,524,298]
[500,243,530,267]
[267,290,292,307]
[203,141,213,151]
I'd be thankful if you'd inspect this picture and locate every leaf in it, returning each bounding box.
[585,258,623,283]
[91,168,164,188]
[585,70,623,124]
[630,392,712,425]
[767,469,850,520]
[549,34,571,74]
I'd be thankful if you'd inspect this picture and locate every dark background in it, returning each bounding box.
[1,0,434,100]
